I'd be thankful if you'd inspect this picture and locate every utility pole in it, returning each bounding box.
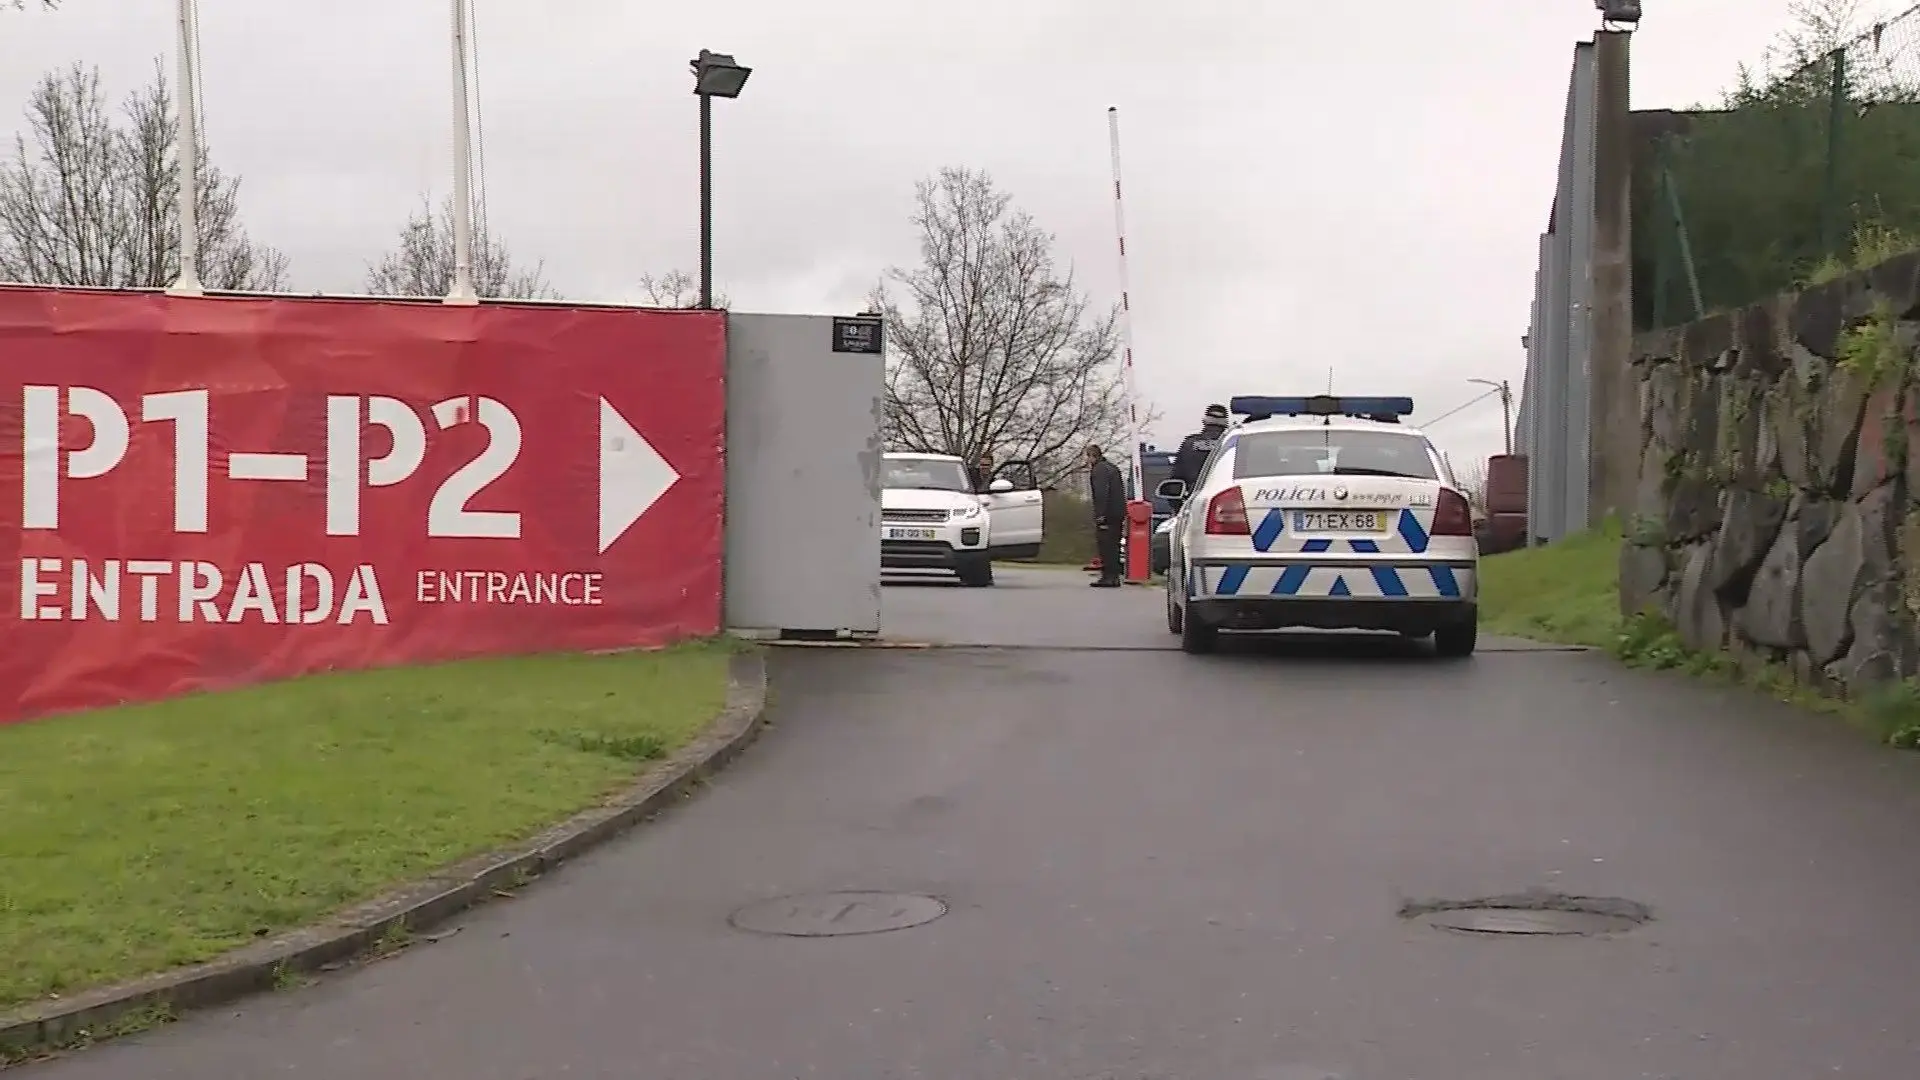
[1469,378,1515,456]
[1495,380,1513,456]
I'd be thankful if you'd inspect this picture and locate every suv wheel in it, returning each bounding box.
[956,557,995,587]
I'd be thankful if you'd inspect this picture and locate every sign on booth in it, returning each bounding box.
[1,289,726,723]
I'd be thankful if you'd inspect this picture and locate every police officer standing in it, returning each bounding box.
[1170,403,1230,488]
[1085,443,1126,587]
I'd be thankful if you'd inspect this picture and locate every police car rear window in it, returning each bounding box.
[1230,430,1438,481]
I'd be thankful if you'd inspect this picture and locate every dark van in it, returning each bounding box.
[1481,454,1528,554]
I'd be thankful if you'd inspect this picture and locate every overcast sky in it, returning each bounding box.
[0,0,1830,464]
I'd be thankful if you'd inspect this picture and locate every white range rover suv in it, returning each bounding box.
[880,452,1044,587]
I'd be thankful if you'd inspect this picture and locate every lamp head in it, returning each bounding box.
[1596,0,1640,28]
[691,49,751,98]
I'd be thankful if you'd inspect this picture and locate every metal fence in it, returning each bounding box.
[1515,40,1599,545]
[1641,3,1920,328]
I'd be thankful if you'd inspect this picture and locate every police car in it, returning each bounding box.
[1157,395,1479,656]
[880,452,1044,587]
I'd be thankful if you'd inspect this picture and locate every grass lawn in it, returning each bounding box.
[0,642,733,1013]
[1476,518,1623,648]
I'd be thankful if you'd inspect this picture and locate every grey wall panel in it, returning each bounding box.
[723,313,883,634]
[1564,40,1598,536]
[1524,39,1601,544]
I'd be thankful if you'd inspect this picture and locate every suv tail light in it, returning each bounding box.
[1431,487,1474,536]
[1205,487,1250,535]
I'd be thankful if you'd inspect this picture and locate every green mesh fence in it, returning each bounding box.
[1637,3,1920,329]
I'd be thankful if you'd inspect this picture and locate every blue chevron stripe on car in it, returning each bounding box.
[1201,563,1471,599]
[1250,508,1286,550]
[1217,564,1249,594]
[1275,564,1312,594]
[1397,509,1431,553]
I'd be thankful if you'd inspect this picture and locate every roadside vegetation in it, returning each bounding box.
[1006,490,1164,570]
[1642,0,1920,326]
[1478,519,1920,747]
[1476,518,1622,647]
[1030,490,1098,565]
[0,642,734,1013]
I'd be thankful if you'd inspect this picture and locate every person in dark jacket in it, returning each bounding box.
[968,452,994,493]
[1170,404,1231,488]
[1085,443,1127,587]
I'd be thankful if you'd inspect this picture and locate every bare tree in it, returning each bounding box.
[364,196,556,299]
[1452,457,1489,511]
[635,268,728,309]
[0,61,288,290]
[1761,0,1879,74]
[876,166,1150,486]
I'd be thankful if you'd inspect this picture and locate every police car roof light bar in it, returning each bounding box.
[1228,395,1415,423]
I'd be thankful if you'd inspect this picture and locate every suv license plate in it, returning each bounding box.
[1293,511,1386,532]
[885,527,939,540]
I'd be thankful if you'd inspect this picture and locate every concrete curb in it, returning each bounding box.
[765,639,933,649]
[0,649,771,1063]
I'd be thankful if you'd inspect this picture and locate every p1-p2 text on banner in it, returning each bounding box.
[0,288,725,724]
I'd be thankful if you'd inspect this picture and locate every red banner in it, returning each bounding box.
[0,288,726,724]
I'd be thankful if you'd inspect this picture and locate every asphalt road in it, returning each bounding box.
[23,566,1920,1079]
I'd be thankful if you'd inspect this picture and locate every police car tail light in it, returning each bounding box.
[1432,488,1474,536]
[1204,487,1250,535]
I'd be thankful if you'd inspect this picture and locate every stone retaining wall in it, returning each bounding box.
[1622,251,1920,698]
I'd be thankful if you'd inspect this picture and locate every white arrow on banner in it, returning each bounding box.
[599,397,681,554]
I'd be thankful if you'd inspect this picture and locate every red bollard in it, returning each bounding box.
[1125,500,1152,582]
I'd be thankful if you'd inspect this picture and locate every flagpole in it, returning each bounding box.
[445,0,479,304]
[166,0,203,296]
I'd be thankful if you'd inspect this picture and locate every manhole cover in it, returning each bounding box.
[1399,891,1650,937]
[728,891,947,937]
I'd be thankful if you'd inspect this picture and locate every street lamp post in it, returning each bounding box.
[167,0,203,297]
[1470,378,1515,457]
[445,0,479,304]
[689,49,751,310]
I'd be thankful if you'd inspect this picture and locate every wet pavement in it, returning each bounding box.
[21,567,1920,1078]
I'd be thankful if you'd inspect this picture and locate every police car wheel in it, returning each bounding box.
[1179,607,1218,654]
[1433,612,1478,658]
